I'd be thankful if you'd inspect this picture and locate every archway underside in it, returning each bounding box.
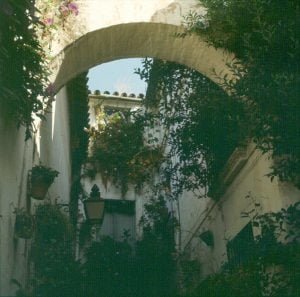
[51,22,235,93]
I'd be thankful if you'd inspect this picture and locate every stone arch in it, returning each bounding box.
[51,22,235,93]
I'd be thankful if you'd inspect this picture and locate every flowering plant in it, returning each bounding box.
[36,0,80,55]
[88,113,164,197]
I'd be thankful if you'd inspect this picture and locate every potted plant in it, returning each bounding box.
[29,164,59,200]
[14,208,34,239]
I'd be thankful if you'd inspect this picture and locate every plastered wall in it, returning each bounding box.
[0,87,72,296]
[180,145,300,278]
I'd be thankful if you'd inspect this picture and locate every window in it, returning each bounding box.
[98,199,136,243]
[227,223,255,268]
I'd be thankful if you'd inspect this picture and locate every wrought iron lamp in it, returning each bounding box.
[84,184,105,224]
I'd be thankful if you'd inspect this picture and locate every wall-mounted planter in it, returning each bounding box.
[31,181,52,200]
[29,165,59,200]
[14,209,34,239]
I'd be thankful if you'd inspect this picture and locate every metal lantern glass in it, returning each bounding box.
[84,184,105,224]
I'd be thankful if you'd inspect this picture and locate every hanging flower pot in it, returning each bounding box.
[29,164,59,200]
[14,208,35,239]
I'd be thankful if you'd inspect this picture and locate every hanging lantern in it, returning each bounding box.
[84,184,105,224]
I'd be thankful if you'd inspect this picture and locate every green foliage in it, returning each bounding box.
[30,164,59,185]
[136,58,249,198]
[14,208,34,239]
[0,0,50,139]
[188,262,262,297]
[67,73,90,174]
[81,196,177,297]
[89,113,164,196]
[178,258,202,294]
[67,73,90,226]
[82,236,135,297]
[136,195,178,297]
[31,203,82,297]
[184,0,300,187]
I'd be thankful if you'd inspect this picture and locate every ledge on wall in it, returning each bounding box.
[208,142,256,200]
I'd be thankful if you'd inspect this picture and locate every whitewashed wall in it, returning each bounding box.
[0,87,72,296]
[1,80,299,296]
[0,116,34,296]
[180,145,300,278]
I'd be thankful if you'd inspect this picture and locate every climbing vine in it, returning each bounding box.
[135,195,178,297]
[88,111,164,196]
[0,0,81,139]
[136,58,249,199]
[182,0,300,188]
[0,1,49,139]
[67,72,90,226]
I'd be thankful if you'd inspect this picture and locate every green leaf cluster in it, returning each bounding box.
[82,195,177,297]
[67,73,90,226]
[0,1,50,139]
[88,113,164,196]
[136,59,249,198]
[31,203,82,296]
[186,0,300,187]
[82,237,135,297]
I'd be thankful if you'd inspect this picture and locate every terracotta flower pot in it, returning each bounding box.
[29,164,59,199]
[30,181,52,200]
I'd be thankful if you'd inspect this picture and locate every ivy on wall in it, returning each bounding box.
[67,73,90,174]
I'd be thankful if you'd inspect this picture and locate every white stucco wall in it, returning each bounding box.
[38,87,72,205]
[0,116,34,295]
[180,144,300,278]
[0,87,72,295]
